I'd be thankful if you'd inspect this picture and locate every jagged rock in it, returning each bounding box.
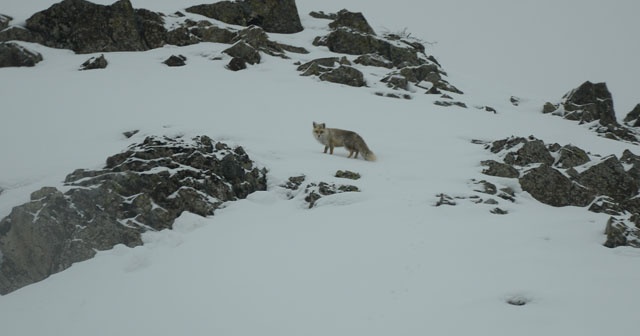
[353,54,393,68]
[328,9,375,35]
[0,135,267,295]
[435,193,456,206]
[589,196,625,216]
[604,217,640,248]
[166,21,234,46]
[519,164,594,207]
[12,0,166,53]
[621,149,640,181]
[0,42,43,67]
[555,144,590,169]
[319,65,366,87]
[481,160,519,178]
[79,54,108,70]
[434,100,467,108]
[227,57,247,71]
[309,11,337,20]
[577,156,637,202]
[163,55,186,67]
[382,74,408,90]
[503,139,554,166]
[490,136,527,154]
[186,0,303,34]
[0,14,11,30]
[122,130,139,138]
[490,207,508,215]
[223,41,261,65]
[623,104,640,127]
[561,81,617,126]
[231,25,307,58]
[313,28,424,67]
[473,180,497,195]
[542,102,558,114]
[297,56,350,76]
[335,170,361,180]
[385,64,463,94]
[0,26,44,45]
[510,96,521,106]
[303,182,359,208]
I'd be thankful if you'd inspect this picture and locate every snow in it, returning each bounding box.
[1,0,640,335]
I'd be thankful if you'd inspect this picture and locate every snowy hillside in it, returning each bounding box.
[1,1,639,335]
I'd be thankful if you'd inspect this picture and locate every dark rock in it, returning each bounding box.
[490,137,527,154]
[481,160,519,178]
[577,156,637,202]
[353,54,393,68]
[328,9,375,35]
[309,11,337,20]
[473,180,497,195]
[0,42,43,67]
[186,0,303,34]
[335,170,361,180]
[621,149,640,181]
[231,25,307,58]
[0,135,267,295]
[0,26,45,44]
[281,175,306,191]
[303,181,359,208]
[223,41,260,65]
[434,100,467,108]
[503,139,554,166]
[623,104,640,127]
[382,74,408,90]
[510,96,521,106]
[79,54,108,70]
[0,14,11,30]
[123,130,139,138]
[562,81,617,126]
[604,217,640,248]
[319,65,366,87]
[18,0,167,53]
[490,207,508,215]
[542,102,558,114]
[163,55,187,67]
[227,57,247,71]
[589,196,625,216]
[555,144,590,169]
[435,193,456,206]
[519,164,594,207]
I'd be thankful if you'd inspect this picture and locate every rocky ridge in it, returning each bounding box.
[0,135,267,295]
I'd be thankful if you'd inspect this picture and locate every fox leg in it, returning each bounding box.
[329,145,334,154]
[324,146,329,153]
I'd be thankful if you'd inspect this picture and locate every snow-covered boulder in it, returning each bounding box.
[0,42,42,67]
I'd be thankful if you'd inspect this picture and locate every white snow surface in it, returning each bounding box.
[1,1,640,335]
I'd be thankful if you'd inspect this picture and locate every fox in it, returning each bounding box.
[312,122,377,161]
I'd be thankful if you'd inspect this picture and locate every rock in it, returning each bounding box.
[434,100,467,108]
[481,160,519,178]
[79,54,108,70]
[163,55,187,67]
[0,135,267,295]
[319,65,366,87]
[589,196,625,216]
[510,96,521,106]
[328,9,376,35]
[0,42,43,67]
[123,130,139,138]
[542,102,558,114]
[490,207,508,215]
[309,11,337,20]
[185,0,303,34]
[473,180,497,195]
[621,149,640,181]
[623,104,640,127]
[12,0,167,53]
[577,156,637,202]
[227,57,247,71]
[503,139,554,166]
[562,81,617,126]
[223,41,261,65]
[382,74,408,90]
[604,217,640,248]
[231,25,307,58]
[519,164,594,207]
[555,144,590,169]
[303,181,359,208]
[435,193,456,206]
[490,136,527,154]
[353,54,394,68]
[335,170,361,180]
[0,14,11,30]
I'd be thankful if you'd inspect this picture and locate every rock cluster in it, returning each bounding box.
[543,81,640,143]
[79,54,108,70]
[280,173,360,208]
[478,136,640,248]
[0,42,42,67]
[0,135,267,294]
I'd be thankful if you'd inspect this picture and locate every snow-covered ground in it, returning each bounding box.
[1,1,639,335]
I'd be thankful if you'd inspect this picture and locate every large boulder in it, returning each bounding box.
[519,164,595,207]
[0,42,43,67]
[623,104,640,127]
[186,0,303,34]
[577,156,638,202]
[503,139,554,166]
[0,14,11,30]
[0,135,267,295]
[559,81,617,126]
[12,0,166,53]
[328,9,376,35]
[555,144,590,169]
[223,41,261,65]
[319,65,366,87]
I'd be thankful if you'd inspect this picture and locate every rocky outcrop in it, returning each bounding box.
[9,0,165,53]
[0,14,11,30]
[163,55,186,67]
[519,164,595,207]
[79,54,108,70]
[0,135,267,295]
[223,41,261,65]
[279,175,360,208]
[0,42,43,67]
[319,65,366,87]
[623,104,640,127]
[542,81,639,142]
[186,0,303,34]
[328,9,375,35]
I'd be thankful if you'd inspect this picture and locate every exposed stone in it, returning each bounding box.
[163,55,187,67]
[519,164,594,207]
[510,96,521,106]
[435,193,456,206]
[319,65,366,87]
[227,57,247,71]
[16,0,167,54]
[79,54,108,70]
[353,54,393,68]
[577,156,637,202]
[231,25,307,58]
[490,136,527,154]
[434,100,467,108]
[561,81,617,126]
[382,74,408,90]
[0,42,43,67]
[503,139,554,166]
[542,102,558,114]
[481,160,519,178]
[303,182,359,208]
[604,217,640,248]
[623,104,640,127]
[335,170,361,180]
[223,41,261,65]
[0,135,267,295]
[309,11,337,20]
[185,0,303,34]
[589,196,625,216]
[490,207,508,215]
[555,144,590,169]
[0,14,11,30]
[473,180,497,195]
[328,9,375,35]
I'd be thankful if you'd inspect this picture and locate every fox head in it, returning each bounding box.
[312,122,326,139]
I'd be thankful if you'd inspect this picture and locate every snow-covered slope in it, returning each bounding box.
[1,1,639,335]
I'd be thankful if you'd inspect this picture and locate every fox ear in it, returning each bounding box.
[313,121,317,127]
[319,123,326,129]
